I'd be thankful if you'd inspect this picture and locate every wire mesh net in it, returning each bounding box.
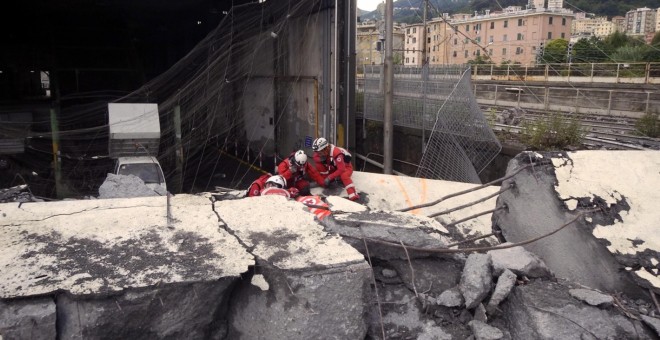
[363,65,501,184]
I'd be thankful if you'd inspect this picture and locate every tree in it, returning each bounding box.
[651,32,660,46]
[541,39,569,64]
[571,37,608,63]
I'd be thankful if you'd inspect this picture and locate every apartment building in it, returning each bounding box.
[404,23,425,66]
[572,17,618,38]
[612,16,626,33]
[356,21,404,67]
[445,6,574,65]
[625,7,657,36]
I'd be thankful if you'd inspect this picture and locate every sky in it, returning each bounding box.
[357,0,383,11]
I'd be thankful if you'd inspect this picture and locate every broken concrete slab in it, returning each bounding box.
[468,320,504,340]
[569,288,614,307]
[487,244,551,278]
[214,196,371,339]
[551,151,660,292]
[325,209,451,260]
[0,195,253,298]
[641,315,660,336]
[487,269,517,313]
[0,297,56,340]
[502,280,654,339]
[473,303,487,323]
[58,280,234,339]
[437,286,464,308]
[492,151,644,297]
[460,253,493,309]
[313,171,501,245]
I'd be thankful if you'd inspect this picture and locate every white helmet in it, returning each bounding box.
[312,137,328,151]
[265,175,286,188]
[293,150,307,166]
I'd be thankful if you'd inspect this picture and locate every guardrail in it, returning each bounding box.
[471,63,660,85]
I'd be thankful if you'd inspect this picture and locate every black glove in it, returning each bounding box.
[324,178,331,187]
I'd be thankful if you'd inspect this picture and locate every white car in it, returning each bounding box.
[114,156,167,193]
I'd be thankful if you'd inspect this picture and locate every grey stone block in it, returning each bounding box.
[569,288,614,307]
[460,253,493,309]
[488,245,551,278]
[57,280,234,339]
[468,320,504,340]
[227,262,371,340]
[437,287,464,308]
[0,298,56,340]
[487,269,517,312]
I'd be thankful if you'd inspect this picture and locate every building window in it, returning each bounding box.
[428,37,431,43]
[454,38,458,45]
[476,36,481,43]
[549,17,553,25]
[504,20,508,28]
[406,57,409,63]
[517,33,523,40]
[561,32,565,38]
[407,38,410,44]
[547,32,552,39]
[476,50,480,56]
[407,28,410,34]
[490,22,495,29]
[412,57,415,63]
[503,34,508,42]
[516,47,523,54]
[518,19,523,26]
[465,50,468,58]
[502,48,507,56]
[453,51,457,57]
[413,37,416,43]
[562,17,566,26]
[489,36,494,43]
[427,27,431,33]
[413,27,416,33]
[466,24,470,31]
[489,49,493,55]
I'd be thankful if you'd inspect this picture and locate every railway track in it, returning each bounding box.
[492,123,660,150]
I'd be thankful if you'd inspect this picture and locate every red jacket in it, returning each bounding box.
[316,145,353,181]
[247,174,271,197]
[277,156,325,187]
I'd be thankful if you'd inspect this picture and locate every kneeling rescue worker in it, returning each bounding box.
[277,150,324,196]
[311,137,359,201]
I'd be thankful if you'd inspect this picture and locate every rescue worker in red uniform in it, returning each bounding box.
[247,174,299,198]
[311,137,360,201]
[277,150,324,196]
[260,175,299,198]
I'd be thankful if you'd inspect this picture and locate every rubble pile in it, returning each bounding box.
[0,185,41,203]
[98,173,166,198]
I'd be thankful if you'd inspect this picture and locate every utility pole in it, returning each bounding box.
[421,0,429,153]
[383,0,393,174]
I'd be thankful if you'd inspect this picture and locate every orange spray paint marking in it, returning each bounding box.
[394,177,419,215]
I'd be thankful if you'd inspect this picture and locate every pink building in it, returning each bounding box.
[445,6,574,65]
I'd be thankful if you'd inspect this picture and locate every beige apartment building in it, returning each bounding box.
[356,21,404,68]
[445,6,574,65]
[403,23,425,66]
[572,17,618,38]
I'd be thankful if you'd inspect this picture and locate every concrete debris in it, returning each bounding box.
[437,287,464,308]
[468,320,505,340]
[641,315,660,336]
[381,268,398,278]
[488,244,551,278]
[0,298,56,340]
[389,258,463,296]
[473,303,488,323]
[503,280,655,340]
[569,288,614,307]
[98,173,167,198]
[493,152,644,298]
[460,253,493,309]
[251,274,269,291]
[487,269,517,313]
[0,184,42,203]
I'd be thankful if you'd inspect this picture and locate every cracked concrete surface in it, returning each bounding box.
[0,195,253,298]
[551,151,660,291]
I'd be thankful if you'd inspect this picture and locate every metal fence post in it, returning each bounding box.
[608,90,613,115]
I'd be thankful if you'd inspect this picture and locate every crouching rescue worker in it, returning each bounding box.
[277,150,324,195]
[247,174,299,198]
[311,137,360,201]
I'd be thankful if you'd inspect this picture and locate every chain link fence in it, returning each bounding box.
[362,65,501,184]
